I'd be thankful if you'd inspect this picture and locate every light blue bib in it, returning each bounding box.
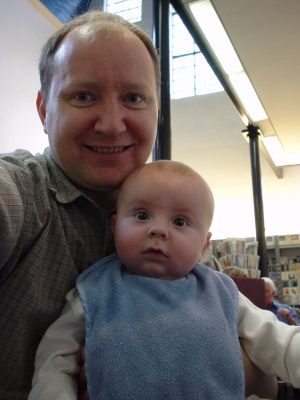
[77,253,244,399]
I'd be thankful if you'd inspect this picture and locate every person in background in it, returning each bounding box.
[262,277,300,326]
[29,161,300,400]
[0,10,159,399]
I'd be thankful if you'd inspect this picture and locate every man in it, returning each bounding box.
[263,277,300,325]
[0,11,159,399]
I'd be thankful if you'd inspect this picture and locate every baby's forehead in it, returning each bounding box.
[122,175,203,205]
[121,168,203,198]
[119,163,211,201]
[135,165,199,182]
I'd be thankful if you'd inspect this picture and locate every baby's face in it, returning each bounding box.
[112,168,212,280]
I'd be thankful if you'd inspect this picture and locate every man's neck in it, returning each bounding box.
[80,187,118,213]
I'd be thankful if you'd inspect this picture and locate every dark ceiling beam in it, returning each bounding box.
[153,0,172,160]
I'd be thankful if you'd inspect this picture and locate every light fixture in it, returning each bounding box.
[262,135,290,167]
[229,72,267,122]
[188,0,267,123]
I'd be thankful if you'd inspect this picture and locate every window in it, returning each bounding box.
[171,8,223,99]
[106,0,142,23]
[104,2,223,99]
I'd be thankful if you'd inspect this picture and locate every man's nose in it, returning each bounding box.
[94,99,126,136]
[148,223,169,240]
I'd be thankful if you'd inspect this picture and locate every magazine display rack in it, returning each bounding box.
[267,235,300,306]
[211,237,260,278]
[212,234,300,306]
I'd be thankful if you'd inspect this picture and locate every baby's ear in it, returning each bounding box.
[202,232,212,256]
[111,214,117,236]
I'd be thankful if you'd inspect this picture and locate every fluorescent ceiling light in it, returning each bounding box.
[189,0,242,75]
[189,0,267,122]
[262,136,290,166]
[229,72,267,122]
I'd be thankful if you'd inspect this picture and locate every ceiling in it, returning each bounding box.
[177,0,300,168]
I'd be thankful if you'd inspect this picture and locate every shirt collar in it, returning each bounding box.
[44,148,85,204]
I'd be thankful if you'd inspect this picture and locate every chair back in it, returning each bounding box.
[231,277,266,309]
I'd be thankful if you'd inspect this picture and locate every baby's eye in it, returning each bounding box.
[173,217,187,227]
[135,211,149,221]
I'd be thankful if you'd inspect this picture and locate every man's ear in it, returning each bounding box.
[36,90,47,134]
[111,214,117,236]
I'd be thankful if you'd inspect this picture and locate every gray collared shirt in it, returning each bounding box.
[0,148,115,399]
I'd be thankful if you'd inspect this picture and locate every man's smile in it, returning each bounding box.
[88,145,132,154]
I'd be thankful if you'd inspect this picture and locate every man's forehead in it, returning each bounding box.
[67,23,131,44]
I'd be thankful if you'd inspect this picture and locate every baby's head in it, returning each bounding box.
[112,160,215,280]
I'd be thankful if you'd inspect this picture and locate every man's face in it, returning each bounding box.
[265,283,274,306]
[37,28,158,200]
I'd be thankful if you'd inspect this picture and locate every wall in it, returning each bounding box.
[0,0,55,155]
[171,95,300,239]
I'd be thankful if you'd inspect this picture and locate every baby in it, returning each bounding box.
[29,160,300,400]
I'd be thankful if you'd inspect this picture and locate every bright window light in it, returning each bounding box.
[171,8,223,99]
[106,0,142,23]
[196,53,224,95]
[172,55,197,99]
[262,136,290,166]
[189,0,267,122]
[189,0,242,75]
[172,13,196,56]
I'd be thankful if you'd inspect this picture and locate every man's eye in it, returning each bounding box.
[74,93,93,102]
[126,94,142,103]
[173,218,187,227]
[135,211,149,221]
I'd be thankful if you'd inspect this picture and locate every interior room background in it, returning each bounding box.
[1,0,299,240]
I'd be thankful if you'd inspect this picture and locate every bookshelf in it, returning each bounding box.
[267,234,300,306]
[211,234,300,306]
[266,234,300,266]
[210,237,260,278]
[211,234,300,270]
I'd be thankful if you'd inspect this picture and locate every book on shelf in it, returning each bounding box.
[217,237,260,276]
[285,234,300,245]
[266,236,275,246]
[275,234,300,246]
[278,235,287,245]
[268,261,300,305]
[289,263,300,271]
[247,269,261,278]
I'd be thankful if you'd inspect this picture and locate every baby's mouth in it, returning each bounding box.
[143,248,168,259]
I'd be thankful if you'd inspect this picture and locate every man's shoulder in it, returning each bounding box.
[0,149,48,177]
